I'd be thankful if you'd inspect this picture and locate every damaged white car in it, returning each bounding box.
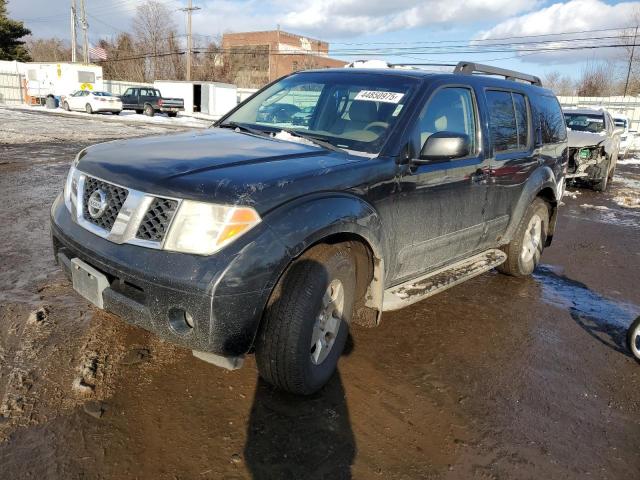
[563,108,622,191]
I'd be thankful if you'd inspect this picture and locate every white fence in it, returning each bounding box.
[558,96,640,131]
[0,73,23,105]
[103,79,152,96]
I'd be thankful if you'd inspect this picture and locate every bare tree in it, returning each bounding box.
[26,37,71,62]
[133,0,183,81]
[99,34,146,82]
[576,62,620,96]
[543,70,575,96]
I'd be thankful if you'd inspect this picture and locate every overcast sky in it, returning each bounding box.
[7,0,640,78]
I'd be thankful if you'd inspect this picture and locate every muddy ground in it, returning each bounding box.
[1,107,639,479]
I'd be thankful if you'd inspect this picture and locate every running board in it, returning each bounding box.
[383,249,507,311]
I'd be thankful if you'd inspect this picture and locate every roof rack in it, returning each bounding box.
[454,62,542,86]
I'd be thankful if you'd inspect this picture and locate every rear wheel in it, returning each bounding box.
[85,103,93,114]
[498,198,549,277]
[255,244,356,395]
[144,104,155,117]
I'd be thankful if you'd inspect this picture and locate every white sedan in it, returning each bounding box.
[62,90,123,114]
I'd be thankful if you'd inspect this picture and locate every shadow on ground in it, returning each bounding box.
[534,265,640,357]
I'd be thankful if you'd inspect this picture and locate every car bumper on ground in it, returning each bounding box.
[50,193,283,359]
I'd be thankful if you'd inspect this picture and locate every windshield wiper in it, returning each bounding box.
[219,121,270,137]
[278,128,345,153]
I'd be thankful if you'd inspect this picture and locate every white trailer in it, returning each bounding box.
[0,61,103,100]
[154,80,237,118]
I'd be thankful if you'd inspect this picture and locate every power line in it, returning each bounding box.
[95,41,640,64]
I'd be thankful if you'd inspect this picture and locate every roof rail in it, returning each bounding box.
[454,61,542,86]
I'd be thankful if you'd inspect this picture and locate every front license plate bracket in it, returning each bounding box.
[71,258,109,309]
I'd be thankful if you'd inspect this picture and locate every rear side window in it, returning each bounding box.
[486,90,530,153]
[538,95,567,143]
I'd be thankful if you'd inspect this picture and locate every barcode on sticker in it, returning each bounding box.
[355,90,405,104]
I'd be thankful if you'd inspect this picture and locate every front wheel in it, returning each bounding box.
[144,104,155,117]
[627,316,640,363]
[63,101,70,111]
[498,198,549,277]
[85,103,93,114]
[255,244,356,395]
[593,157,611,192]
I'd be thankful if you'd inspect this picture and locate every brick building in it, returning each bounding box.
[221,30,347,88]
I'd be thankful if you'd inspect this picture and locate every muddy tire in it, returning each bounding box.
[144,104,155,117]
[627,316,640,363]
[255,244,356,395]
[498,198,549,277]
[593,157,611,192]
[85,103,93,114]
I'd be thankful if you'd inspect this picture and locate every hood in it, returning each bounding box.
[76,128,370,213]
[567,130,606,148]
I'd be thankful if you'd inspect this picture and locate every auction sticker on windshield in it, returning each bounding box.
[355,90,405,103]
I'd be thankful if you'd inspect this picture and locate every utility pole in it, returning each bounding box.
[181,0,200,81]
[79,0,89,64]
[624,25,638,97]
[70,0,78,62]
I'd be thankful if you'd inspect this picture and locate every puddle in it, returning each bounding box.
[534,265,640,355]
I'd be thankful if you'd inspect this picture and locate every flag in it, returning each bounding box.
[89,46,108,61]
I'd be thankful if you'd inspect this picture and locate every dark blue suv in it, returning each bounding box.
[51,62,567,394]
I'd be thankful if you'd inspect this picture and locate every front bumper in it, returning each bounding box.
[50,193,286,356]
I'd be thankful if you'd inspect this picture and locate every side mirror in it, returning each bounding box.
[418,131,470,162]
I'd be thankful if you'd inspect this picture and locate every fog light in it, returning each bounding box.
[168,308,194,334]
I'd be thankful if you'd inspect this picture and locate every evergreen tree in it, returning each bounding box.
[0,0,31,61]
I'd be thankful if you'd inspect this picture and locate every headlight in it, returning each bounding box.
[64,150,86,215]
[163,200,261,255]
[64,165,80,215]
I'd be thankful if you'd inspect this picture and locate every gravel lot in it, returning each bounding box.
[0,107,639,479]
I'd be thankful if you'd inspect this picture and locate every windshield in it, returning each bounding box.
[221,71,418,154]
[564,113,606,133]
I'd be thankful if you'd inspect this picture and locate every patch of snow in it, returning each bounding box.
[618,158,640,165]
[580,204,610,211]
[563,189,581,199]
[345,60,393,69]
[273,130,319,148]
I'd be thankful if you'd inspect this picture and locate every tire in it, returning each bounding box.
[144,104,155,117]
[255,244,356,395]
[498,198,549,277]
[167,112,177,118]
[627,316,640,363]
[85,103,93,114]
[593,157,611,192]
[63,101,70,111]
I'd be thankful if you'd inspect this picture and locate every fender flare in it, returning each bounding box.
[502,165,559,245]
[264,192,386,314]
[210,193,386,356]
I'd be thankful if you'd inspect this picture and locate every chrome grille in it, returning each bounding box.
[82,176,128,232]
[136,197,178,242]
